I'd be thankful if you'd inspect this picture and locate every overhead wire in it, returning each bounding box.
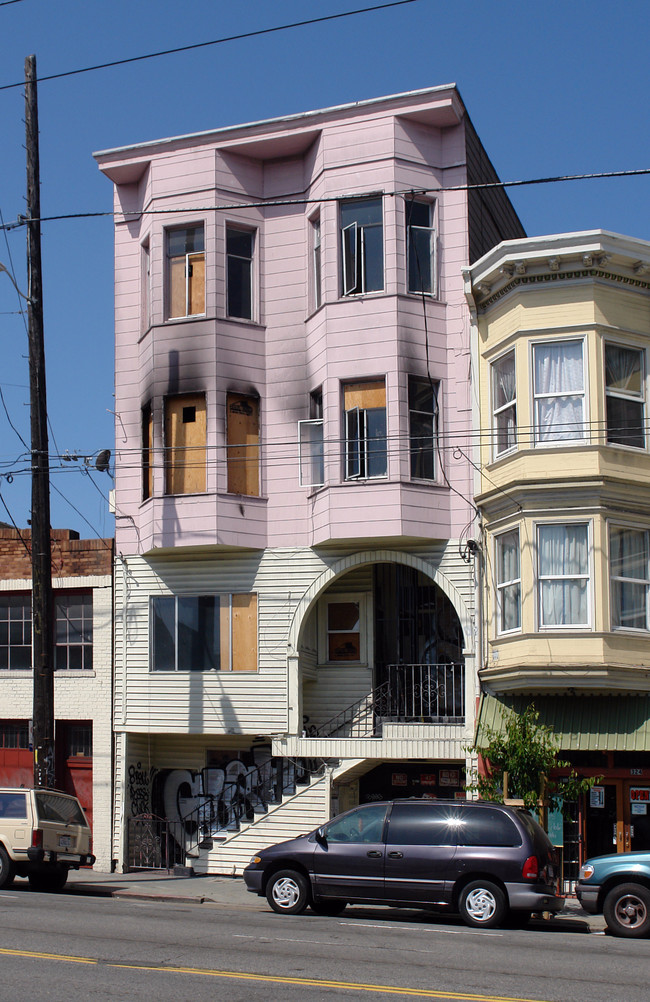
[0,1,421,91]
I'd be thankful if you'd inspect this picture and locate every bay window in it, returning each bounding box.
[340,198,383,296]
[406,199,436,295]
[492,350,516,457]
[343,379,387,480]
[537,522,590,627]
[496,529,521,634]
[610,526,650,630]
[533,340,585,444]
[167,225,205,319]
[605,343,645,449]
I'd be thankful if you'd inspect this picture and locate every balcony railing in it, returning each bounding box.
[315,663,465,738]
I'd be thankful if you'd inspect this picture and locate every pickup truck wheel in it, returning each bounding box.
[265,869,310,915]
[0,845,15,889]
[28,865,68,892]
[459,880,507,928]
[603,883,650,938]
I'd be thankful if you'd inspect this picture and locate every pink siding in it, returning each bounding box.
[98,87,515,555]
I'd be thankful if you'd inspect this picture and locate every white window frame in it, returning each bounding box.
[495,528,521,635]
[298,419,324,487]
[340,197,384,296]
[536,521,592,630]
[609,523,650,632]
[406,199,437,296]
[604,341,646,449]
[166,224,205,320]
[318,593,369,666]
[532,338,586,446]
[226,224,256,321]
[311,215,322,311]
[491,349,517,459]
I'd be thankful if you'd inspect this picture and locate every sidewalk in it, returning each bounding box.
[63,869,606,931]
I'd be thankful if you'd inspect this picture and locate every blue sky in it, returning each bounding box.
[0,0,648,539]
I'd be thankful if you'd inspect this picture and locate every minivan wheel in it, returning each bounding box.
[603,883,650,938]
[266,869,310,915]
[0,845,15,890]
[459,880,507,928]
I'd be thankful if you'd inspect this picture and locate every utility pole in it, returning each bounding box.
[25,53,55,789]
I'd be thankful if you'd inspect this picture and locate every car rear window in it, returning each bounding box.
[386,803,460,846]
[455,806,522,847]
[0,792,27,819]
[35,792,86,825]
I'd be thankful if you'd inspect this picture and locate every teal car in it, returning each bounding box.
[576,851,650,938]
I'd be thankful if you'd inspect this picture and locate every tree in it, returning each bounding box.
[466,703,598,817]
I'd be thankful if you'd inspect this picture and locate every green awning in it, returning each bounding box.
[475,693,650,753]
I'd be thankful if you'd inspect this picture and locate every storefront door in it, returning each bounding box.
[586,780,650,856]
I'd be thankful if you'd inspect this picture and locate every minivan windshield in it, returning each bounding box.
[35,792,86,825]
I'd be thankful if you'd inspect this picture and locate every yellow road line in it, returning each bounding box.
[0,946,551,1002]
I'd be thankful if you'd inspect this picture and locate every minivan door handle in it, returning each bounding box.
[366,850,382,858]
[387,851,403,859]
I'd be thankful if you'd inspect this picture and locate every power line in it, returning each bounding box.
[3,168,650,230]
[0,1,420,91]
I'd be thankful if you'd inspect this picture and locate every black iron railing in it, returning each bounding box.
[315,663,465,738]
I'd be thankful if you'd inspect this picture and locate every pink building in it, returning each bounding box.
[96,86,524,874]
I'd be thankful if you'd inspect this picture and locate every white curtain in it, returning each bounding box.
[539,524,588,625]
[498,531,520,631]
[493,353,516,453]
[610,527,648,629]
[534,341,584,443]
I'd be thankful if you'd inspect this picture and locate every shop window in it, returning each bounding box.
[343,379,387,480]
[226,392,259,496]
[167,225,205,319]
[0,595,32,670]
[496,529,521,634]
[406,199,436,295]
[55,593,93,671]
[164,393,206,495]
[610,525,650,630]
[340,197,383,295]
[299,389,324,487]
[533,339,585,444]
[226,226,254,319]
[537,522,590,628]
[0,721,29,748]
[409,377,437,480]
[492,350,517,457]
[605,343,645,449]
[150,593,257,671]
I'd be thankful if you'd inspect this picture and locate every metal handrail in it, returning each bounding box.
[316,681,390,738]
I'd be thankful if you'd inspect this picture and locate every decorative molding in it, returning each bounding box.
[478,267,650,311]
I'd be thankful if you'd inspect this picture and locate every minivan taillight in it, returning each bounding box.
[31,829,43,848]
[522,855,539,880]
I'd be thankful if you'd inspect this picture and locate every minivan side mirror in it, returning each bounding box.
[315,826,327,846]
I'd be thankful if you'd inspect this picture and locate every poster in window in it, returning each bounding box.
[392,773,408,787]
[590,786,605,808]
[420,773,436,787]
[439,769,459,788]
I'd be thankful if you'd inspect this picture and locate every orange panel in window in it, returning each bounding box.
[164,394,206,495]
[231,593,257,671]
[227,394,259,496]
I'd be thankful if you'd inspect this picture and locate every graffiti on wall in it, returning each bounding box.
[128,760,155,817]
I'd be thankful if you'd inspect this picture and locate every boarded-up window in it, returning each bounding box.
[227,393,259,496]
[343,379,387,480]
[142,402,153,500]
[164,394,206,495]
[150,593,257,671]
[167,225,205,319]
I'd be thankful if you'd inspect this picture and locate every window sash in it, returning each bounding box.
[496,530,521,633]
[408,378,437,481]
[605,344,645,448]
[0,596,32,670]
[533,341,585,444]
[167,227,205,319]
[298,419,324,487]
[340,199,383,295]
[610,526,650,630]
[312,219,322,309]
[492,352,517,457]
[150,594,258,672]
[226,228,254,319]
[537,523,590,627]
